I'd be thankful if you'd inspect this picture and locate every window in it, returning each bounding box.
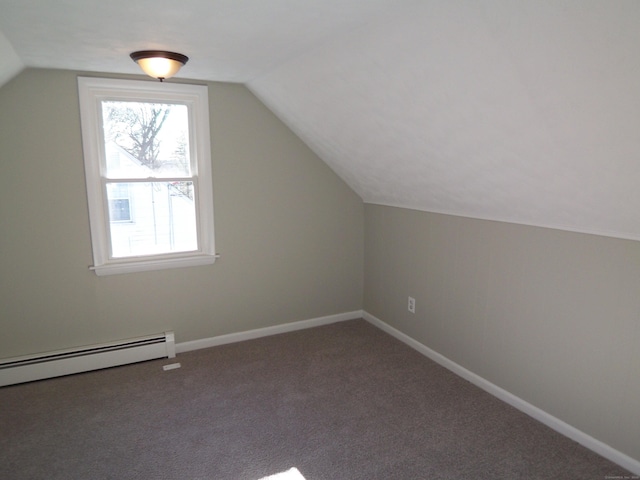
[78,77,216,275]
[107,183,132,222]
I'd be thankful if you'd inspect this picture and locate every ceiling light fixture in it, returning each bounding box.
[130,50,189,82]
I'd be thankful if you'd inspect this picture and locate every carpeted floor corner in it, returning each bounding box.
[0,319,633,479]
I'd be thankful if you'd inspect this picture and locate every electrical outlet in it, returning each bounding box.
[408,296,416,313]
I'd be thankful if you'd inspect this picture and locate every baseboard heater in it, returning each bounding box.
[0,331,175,387]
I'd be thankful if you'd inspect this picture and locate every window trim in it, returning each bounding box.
[78,77,216,276]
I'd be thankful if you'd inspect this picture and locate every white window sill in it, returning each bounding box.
[90,253,219,276]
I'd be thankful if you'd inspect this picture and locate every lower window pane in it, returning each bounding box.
[107,182,197,258]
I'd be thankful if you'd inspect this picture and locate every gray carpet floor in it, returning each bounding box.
[0,319,633,479]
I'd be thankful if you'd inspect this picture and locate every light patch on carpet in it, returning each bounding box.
[258,467,306,480]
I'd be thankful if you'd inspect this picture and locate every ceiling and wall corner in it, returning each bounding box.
[247,1,640,241]
[1,0,640,241]
[0,29,23,86]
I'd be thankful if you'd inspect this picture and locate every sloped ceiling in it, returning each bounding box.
[2,1,640,240]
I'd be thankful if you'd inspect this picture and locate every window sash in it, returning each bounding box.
[101,100,193,180]
[103,179,200,259]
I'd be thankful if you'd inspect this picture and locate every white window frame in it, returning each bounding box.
[78,77,216,276]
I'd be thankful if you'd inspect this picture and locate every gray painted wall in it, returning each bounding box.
[364,203,640,462]
[0,68,363,358]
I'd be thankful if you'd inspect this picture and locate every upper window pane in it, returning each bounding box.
[102,101,191,178]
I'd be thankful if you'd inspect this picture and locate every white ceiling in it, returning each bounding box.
[2,0,640,241]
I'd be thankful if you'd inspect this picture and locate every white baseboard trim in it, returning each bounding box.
[176,310,363,354]
[362,311,640,475]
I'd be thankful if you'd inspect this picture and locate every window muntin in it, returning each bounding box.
[78,77,215,276]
